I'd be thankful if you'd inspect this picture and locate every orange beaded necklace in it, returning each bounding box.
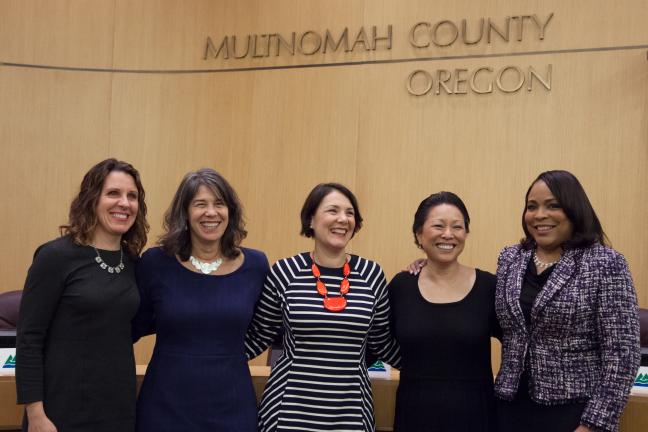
[310,253,350,312]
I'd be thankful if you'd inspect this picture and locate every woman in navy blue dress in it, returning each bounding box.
[132,168,269,432]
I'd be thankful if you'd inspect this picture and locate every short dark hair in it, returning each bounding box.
[159,168,247,260]
[521,170,608,249]
[300,183,363,237]
[60,158,149,257]
[412,191,470,247]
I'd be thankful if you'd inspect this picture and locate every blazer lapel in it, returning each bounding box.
[530,248,577,324]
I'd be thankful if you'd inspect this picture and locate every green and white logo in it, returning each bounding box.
[636,372,648,388]
[2,354,15,369]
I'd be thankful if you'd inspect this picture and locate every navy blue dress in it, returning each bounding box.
[132,247,269,432]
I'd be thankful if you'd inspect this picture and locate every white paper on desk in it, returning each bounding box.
[367,360,391,379]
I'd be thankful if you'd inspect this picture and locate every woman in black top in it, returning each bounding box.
[16,159,149,432]
[391,192,499,432]
[494,171,639,432]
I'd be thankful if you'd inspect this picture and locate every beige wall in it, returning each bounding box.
[1,1,647,366]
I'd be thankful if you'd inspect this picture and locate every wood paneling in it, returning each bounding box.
[1,0,646,369]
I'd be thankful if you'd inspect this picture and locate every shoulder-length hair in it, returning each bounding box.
[521,170,608,249]
[60,158,149,257]
[300,183,363,238]
[159,168,247,261]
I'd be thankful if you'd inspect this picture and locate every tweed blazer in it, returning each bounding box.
[494,243,640,432]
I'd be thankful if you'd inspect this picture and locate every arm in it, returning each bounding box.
[579,253,640,432]
[16,243,66,428]
[244,263,285,360]
[485,271,503,340]
[367,267,401,369]
[24,402,58,432]
[131,253,157,342]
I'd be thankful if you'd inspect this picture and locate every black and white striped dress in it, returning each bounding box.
[245,252,401,432]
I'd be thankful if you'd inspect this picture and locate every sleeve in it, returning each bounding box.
[15,243,68,404]
[244,262,285,360]
[131,252,158,342]
[579,253,641,432]
[367,266,401,369]
[484,271,503,340]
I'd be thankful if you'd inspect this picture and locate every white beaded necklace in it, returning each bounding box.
[189,255,223,274]
[532,252,559,269]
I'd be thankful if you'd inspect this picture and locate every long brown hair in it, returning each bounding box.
[159,168,247,261]
[60,158,149,256]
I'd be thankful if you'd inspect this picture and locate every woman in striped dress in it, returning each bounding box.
[245,183,401,432]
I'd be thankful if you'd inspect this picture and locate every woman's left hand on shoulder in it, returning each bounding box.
[574,425,593,432]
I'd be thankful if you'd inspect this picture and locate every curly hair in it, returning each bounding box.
[60,158,149,256]
[159,168,247,261]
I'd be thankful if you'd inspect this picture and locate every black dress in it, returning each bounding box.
[16,235,138,432]
[388,269,499,432]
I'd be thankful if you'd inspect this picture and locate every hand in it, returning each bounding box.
[26,402,57,432]
[405,258,427,275]
[574,426,593,432]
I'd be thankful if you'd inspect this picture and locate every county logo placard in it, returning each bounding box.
[2,354,15,369]
[635,371,648,388]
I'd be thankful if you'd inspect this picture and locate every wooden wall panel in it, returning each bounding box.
[0,67,112,291]
[0,0,116,67]
[0,0,646,367]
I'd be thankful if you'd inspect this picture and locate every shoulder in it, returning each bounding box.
[350,255,384,276]
[32,235,80,261]
[273,252,308,268]
[140,246,168,262]
[137,246,172,273]
[475,268,497,288]
[270,253,309,276]
[497,244,524,261]
[578,243,623,260]
[575,244,628,272]
[387,271,417,295]
[241,247,269,268]
[388,271,416,288]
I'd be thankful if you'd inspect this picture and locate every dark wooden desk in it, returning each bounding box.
[1,367,646,431]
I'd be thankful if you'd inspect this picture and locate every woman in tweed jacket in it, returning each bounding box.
[495,170,640,432]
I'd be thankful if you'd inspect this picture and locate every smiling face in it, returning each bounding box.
[93,170,139,247]
[311,190,356,253]
[188,185,229,248]
[524,180,573,255]
[416,204,467,264]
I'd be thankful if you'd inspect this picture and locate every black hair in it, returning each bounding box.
[521,170,608,249]
[412,191,470,247]
[300,183,363,237]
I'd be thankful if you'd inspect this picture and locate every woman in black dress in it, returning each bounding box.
[16,159,149,432]
[391,192,499,432]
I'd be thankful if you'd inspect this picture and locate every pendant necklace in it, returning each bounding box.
[93,246,125,274]
[189,255,223,274]
[310,253,350,312]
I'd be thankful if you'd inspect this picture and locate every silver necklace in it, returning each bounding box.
[93,246,124,274]
[189,255,223,274]
[533,252,559,269]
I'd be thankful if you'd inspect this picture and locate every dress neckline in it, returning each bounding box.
[414,268,480,306]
